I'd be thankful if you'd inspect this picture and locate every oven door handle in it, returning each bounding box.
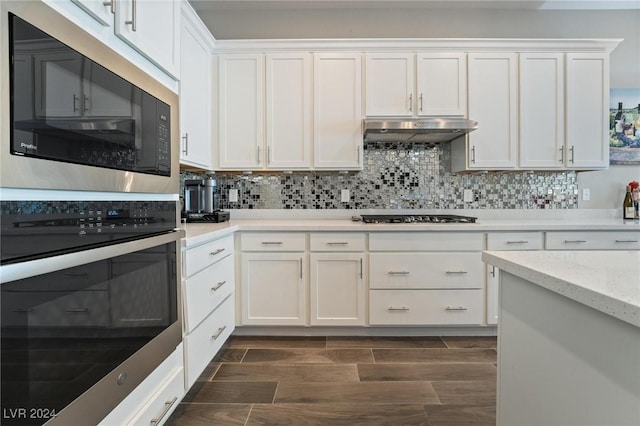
[1,230,184,284]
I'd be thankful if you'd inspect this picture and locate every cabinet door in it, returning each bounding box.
[71,0,113,26]
[416,53,466,116]
[266,53,312,169]
[313,53,362,169]
[240,253,307,325]
[34,52,84,117]
[179,11,213,169]
[519,53,565,169]
[310,253,366,326]
[218,54,265,169]
[114,0,180,78]
[566,53,609,169]
[365,53,414,116]
[466,53,518,169]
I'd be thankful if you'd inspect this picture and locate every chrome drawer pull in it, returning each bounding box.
[387,307,410,311]
[150,396,178,426]
[261,241,283,245]
[210,248,225,256]
[615,240,638,243]
[212,326,227,340]
[66,308,89,313]
[63,272,88,277]
[211,281,226,291]
[388,271,410,275]
[445,270,468,274]
[563,240,586,244]
[445,306,468,311]
[506,240,529,244]
[326,242,348,245]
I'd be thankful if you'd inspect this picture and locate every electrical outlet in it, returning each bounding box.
[229,189,238,203]
[463,189,473,203]
[582,188,590,201]
[341,189,350,203]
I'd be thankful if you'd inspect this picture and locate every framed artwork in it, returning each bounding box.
[609,88,640,165]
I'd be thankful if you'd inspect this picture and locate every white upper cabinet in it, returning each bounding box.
[217,53,312,170]
[70,0,180,78]
[313,53,363,169]
[266,53,312,169]
[365,53,414,116]
[519,53,565,169]
[453,52,517,171]
[179,3,214,170]
[218,54,265,169]
[114,0,180,78]
[416,53,467,116]
[565,53,610,169]
[365,52,466,117]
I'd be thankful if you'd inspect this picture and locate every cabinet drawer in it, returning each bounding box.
[240,232,306,252]
[127,365,184,426]
[369,289,483,325]
[370,253,483,289]
[545,231,640,250]
[184,295,235,389]
[184,255,235,333]
[184,235,234,278]
[486,232,544,250]
[310,233,366,251]
[369,232,483,251]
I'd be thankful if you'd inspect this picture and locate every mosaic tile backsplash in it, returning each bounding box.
[181,143,578,210]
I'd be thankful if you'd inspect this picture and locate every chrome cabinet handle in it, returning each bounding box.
[63,272,88,277]
[66,308,89,313]
[73,94,80,112]
[212,326,227,340]
[83,95,90,112]
[388,271,410,275]
[506,240,529,244]
[408,93,413,112]
[490,265,496,278]
[388,307,410,311]
[326,242,348,246]
[124,0,136,31]
[569,145,575,163]
[419,93,423,112]
[357,144,361,164]
[559,146,564,163]
[445,271,468,274]
[445,306,468,311]
[360,258,363,279]
[267,146,271,164]
[563,240,586,244]
[211,281,226,291]
[299,258,303,279]
[257,145,261,164]
[209,248,225,256]
[615,240,638,243]
[471,146,476,163]
[261,241,283,245]
[182,133,189,155]
[103,0,115,14]
[150,397,178,426]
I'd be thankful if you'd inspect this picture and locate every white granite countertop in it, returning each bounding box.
[482,250,640,328]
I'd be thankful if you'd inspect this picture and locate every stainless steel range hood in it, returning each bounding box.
[363,118,478,143]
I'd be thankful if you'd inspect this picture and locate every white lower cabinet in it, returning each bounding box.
[309,232,366,326]
[545,230,640,250]
[485,232,544,325]
[369,289,483,325]
[182,234,235,390]
[99,344,184,426]
[368,232,484,326]
[184,295,234,389]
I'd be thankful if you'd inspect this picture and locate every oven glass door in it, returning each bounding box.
[10,13,171,176]
[0,234,179,425]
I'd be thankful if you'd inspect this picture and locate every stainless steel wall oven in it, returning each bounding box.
[1,2,182,425]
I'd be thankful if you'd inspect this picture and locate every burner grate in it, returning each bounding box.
[358,214,477,224]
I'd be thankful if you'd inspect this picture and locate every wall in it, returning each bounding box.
[192,4,640,209]
[182,143,578,210]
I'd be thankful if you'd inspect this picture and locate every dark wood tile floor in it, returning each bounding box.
[166,335,497,426]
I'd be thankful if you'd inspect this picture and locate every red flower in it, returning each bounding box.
[630,181,640,190]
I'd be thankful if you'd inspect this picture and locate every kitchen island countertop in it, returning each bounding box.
[482,250,640,327]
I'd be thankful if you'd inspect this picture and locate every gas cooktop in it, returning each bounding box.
[355,214,477,224]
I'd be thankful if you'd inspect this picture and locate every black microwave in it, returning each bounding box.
[2,6,179,194]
